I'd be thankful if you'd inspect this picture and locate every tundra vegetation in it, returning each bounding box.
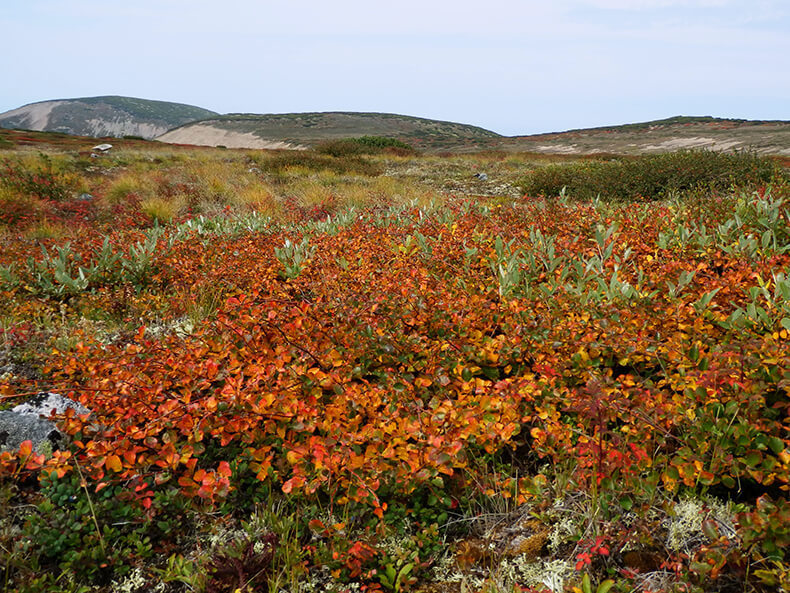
[0,129,789,593]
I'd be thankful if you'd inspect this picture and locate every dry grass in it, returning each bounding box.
[140,195,188,223]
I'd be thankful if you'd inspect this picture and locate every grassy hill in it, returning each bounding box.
[495,115,790,156]
[157,112,790,155]
[0,96,218,140]
[157,111,503,151]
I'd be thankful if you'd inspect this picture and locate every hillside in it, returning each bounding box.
[156,111,503,151]
[158,113,790,155]
[493,115,790,156]
[0,96,218,140]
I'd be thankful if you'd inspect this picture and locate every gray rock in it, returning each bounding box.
[0,392,89,454]
[12,392,89,417]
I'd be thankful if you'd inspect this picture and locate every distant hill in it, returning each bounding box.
[158,113,790,155]
[494,116,790,156]
[156,112,503,151]
[1,97,788,155]
[0,96,218,140]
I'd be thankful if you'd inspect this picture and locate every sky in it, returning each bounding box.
[2,0,788,135]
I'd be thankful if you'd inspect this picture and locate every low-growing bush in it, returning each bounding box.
[520,149,784,201]
[0,154,84,202]
[0,187,47,228]
[13,472,154,588]
[316,136,417,157]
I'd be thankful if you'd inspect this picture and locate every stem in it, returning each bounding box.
[73,458,106,556]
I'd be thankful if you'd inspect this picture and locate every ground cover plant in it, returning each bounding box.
[0,135,788,593]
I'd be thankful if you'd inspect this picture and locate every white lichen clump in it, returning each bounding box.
[548,514,578,554]
[664,495,736,555]
[497,557,575,593]
[110,567,165,593]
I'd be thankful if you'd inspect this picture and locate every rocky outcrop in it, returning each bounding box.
[0,392,89,455]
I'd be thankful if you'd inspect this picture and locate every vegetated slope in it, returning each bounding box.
[0,96,218,140]
[494,115,790,156]
[156,111,503,151]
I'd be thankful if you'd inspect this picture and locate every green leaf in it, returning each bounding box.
[768,436,785,455]
[753,569,779,586]
[581,573,593,593]
[596,580,616,593]
[744,450,763,467]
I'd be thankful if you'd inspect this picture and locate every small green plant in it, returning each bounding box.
[275,238,315,280]
[490,235,523,300]
[16,471,153,587]
[378,556,417,592]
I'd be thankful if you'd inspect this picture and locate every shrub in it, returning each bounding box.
[15,472,154,587]
[316,136,417,157]
[0,187,47,228]
[519,149,784,201]
[0,154,83,202]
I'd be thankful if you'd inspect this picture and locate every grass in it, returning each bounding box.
[0,140,788,593]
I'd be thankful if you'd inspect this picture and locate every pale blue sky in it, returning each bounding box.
[2,0,787,135]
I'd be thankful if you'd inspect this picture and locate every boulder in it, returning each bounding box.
[0,392,89,455]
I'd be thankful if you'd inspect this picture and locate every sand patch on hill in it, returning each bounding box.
[642,137,743,151]
[157,124,305,150]
[535,144,581,154]
[0,100,65,130]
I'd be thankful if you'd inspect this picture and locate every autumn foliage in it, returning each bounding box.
[0,139,788,592]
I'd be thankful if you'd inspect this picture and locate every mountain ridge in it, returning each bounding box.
[1,96,788,154]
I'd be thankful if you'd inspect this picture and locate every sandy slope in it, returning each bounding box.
[0,100,65,130]
[156,124,304,150]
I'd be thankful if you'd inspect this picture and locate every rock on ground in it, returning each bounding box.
[0,392,89,454]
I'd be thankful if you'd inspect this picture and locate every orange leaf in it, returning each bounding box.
[106,454,122,473]
[217,461,232,478]
[18,440,32,458]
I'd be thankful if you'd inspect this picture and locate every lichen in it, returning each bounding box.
[664,495,736,555]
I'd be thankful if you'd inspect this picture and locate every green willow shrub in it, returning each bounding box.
[520,150,784,201]
[316,136,417,157]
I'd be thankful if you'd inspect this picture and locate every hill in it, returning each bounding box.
[2,97,788,155]
[0,96,218,140]
[494,115,790,156]
[158,113,790,155]
[156,111,503,151]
